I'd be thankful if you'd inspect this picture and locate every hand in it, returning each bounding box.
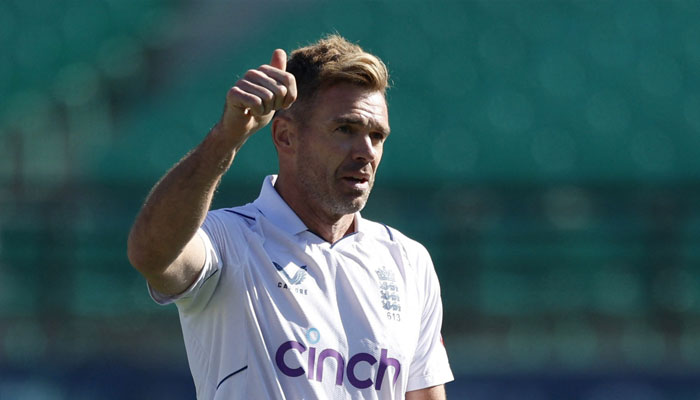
[217,49,297,147]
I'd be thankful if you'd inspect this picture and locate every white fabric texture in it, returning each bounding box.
[150,175,453,399]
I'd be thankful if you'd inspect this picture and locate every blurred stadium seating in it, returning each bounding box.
[2,0,700,398]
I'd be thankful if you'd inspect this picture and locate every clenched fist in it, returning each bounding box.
[217,49,297,147]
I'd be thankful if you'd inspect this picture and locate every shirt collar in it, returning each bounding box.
[252,175,365,238]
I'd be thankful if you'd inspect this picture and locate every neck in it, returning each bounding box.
[274,176,356,244]
[306,214,356,244]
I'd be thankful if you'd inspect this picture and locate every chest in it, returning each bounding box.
[231,233,422,361]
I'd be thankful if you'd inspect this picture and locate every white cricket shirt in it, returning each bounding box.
[150,175,453,399]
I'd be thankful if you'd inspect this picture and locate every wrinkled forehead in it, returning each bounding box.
[311,83,390,131]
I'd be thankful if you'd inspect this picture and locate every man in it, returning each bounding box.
[127,35,453,399]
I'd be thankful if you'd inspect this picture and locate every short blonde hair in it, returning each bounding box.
[283,35,389,117]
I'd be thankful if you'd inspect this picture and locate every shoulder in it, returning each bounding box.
[201,204,260,248]
[200,203,262,267]
[207,203,259,226]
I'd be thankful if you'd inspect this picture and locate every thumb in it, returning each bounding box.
[270,49,287,71]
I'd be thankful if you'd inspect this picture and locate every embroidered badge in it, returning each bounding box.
[375,266,401,321]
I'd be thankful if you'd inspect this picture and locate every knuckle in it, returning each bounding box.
[227,86,244,99]
[233,79,249,90]
[277,85,288,97]
[260,89,274,102]
[285,73,296,86]
[244,69,260,79]
[259,64,276,74]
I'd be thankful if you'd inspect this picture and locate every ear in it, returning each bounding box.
[271,116,296,153]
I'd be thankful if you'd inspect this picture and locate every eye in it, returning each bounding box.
[336,125,352,134]
[371,132,386,142]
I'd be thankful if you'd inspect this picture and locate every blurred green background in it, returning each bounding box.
[2,0,700,398]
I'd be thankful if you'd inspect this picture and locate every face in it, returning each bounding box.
[293,83,390,219]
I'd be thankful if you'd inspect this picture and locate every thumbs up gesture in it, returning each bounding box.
[218,49,298,147]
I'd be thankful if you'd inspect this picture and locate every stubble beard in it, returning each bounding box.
[298,167,374,218]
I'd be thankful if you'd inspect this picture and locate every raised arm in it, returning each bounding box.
[127,49,296,296]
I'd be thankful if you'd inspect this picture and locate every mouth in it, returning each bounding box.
[342,176,369,184]
[340,174,371,190]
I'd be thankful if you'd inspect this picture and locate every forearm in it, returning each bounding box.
[127,48,295,283]
[406,385,446,400]
[127,125,238,274]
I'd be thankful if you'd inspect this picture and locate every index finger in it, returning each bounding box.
[258,65,297,109]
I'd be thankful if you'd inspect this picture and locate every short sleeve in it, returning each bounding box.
[406,245,454,392]
[148,211,231,312]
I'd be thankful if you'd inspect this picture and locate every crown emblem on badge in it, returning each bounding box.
[375,266,396,282]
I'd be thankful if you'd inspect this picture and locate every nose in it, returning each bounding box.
[352,134,378,163]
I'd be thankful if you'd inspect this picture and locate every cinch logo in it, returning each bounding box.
[274,340,401,390]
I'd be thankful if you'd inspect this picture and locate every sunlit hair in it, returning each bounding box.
[280,34,389,119]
